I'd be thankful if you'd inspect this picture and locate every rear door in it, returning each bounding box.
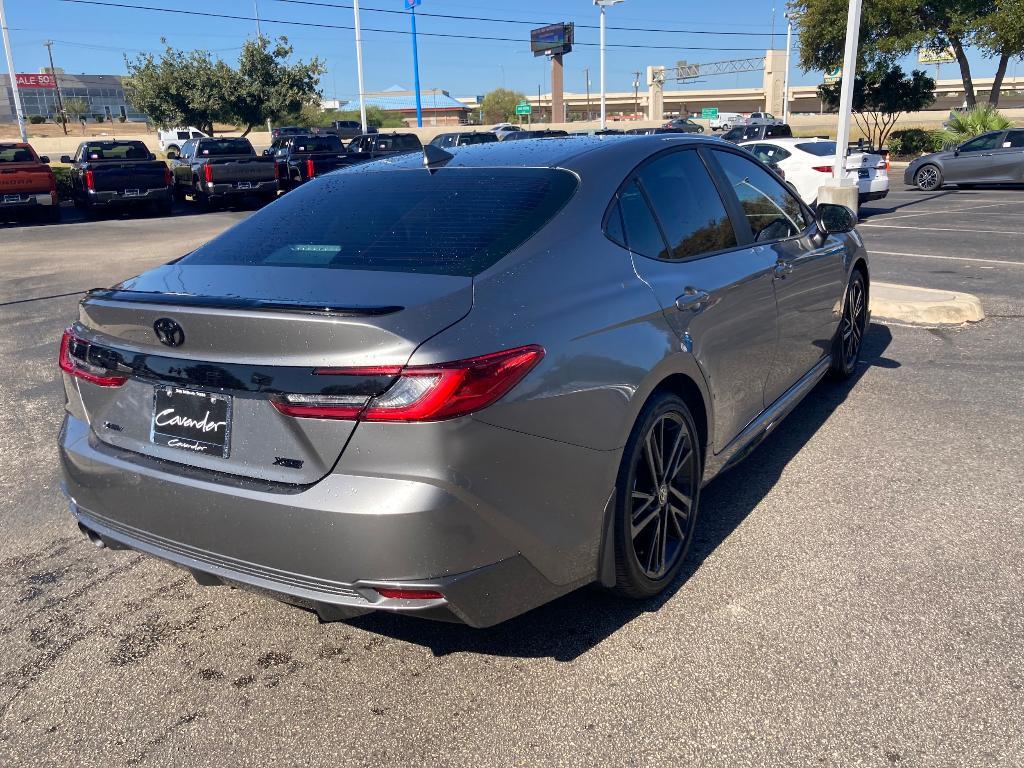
[612,147,779,451]
[708,148,844,404]
[982,129,1024,182]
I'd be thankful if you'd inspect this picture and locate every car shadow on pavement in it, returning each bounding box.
[348,324,896,661]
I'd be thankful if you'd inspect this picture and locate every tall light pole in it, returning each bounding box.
[584,66,591,121]
[407,0,423,128]
[353,0,367,133]
[0,0,26,142]
[833,0,862,183]
[594,0,623,130]
[782,13,794,124]
[632,71,640,118]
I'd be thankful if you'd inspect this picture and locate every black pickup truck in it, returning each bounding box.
[169,137,278,208]
[265,134,348,192]
[342,133,423,166]
[60,140,172,216]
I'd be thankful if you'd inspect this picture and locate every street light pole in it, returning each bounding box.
[833,0,862,183]
[632,71,640,118]
[594,0,623,131]
[353,0,368,133]
[584,66,591,121]
[0,0,26,142]
[44,40,67,136]
[782,15,793,124]
[408,0,423,128]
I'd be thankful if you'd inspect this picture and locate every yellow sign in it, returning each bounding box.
[918,47,956,64]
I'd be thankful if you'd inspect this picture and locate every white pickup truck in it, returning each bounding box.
[157,127,209,158]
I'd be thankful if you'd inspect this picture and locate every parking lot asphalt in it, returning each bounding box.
[1,189,1022,767]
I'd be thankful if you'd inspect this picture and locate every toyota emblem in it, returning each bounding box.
[153,318,185,347]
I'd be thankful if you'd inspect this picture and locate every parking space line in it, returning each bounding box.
[870,250,1024,267]
[868,201,1024,221]
[861,223,1023,235]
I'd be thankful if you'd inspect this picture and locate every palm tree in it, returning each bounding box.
[935,105,1014,149]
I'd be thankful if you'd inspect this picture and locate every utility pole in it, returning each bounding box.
[584,66,591,121]
[782,15,793,124]
[632,70,641,118]
[594,0,624,130]
[353,0,368,133]
[408,0,423,128]
[44,40,67,136]
[0,0,26,142]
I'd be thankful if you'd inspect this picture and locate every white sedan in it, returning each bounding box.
[739,137,889,208]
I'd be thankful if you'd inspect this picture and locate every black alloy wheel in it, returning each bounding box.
[914,164,942,191]
[614,393,701,598]
[830,270,868,379]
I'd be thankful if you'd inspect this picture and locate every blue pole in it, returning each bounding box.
[410,5,423,127]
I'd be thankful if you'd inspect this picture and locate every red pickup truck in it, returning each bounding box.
[0,142,60,223]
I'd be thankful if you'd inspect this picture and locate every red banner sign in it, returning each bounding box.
[15,73,57,89]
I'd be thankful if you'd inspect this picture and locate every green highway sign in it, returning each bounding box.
[701,107,719,120]
[515,102,533,116]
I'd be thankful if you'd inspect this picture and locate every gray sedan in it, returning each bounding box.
[905,128,1024,190]
[59,135,869,627]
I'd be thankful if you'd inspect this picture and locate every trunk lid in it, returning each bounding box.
[204,157,276,183]
[90,162,167,192]
[70,264,472,484]
[0,165,51,196]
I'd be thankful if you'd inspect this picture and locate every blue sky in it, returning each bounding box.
[6,0,1018,100]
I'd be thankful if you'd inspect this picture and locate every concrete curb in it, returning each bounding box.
[870,281,985,325]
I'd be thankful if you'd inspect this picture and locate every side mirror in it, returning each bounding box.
[148,152,157,161]
[60,155,71,164]
[953,147,960,157]
[40,155,50,164]
[817,203,857,235]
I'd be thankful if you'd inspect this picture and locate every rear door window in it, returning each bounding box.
[712,150,808,242]
[635,149,738,260]
[1003,130,1024,148]
[176,131,189,140]
[181,168,578,277]
[611,180,667,259]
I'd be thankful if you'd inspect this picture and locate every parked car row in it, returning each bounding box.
[1,132,428,224]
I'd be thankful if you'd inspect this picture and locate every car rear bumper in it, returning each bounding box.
[206,180,278,196]
[0,192,55,208]
[859,189,888,203]
[59,413,607,626]
[88,187,171,206]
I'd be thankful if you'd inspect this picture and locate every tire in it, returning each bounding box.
[612,392,702,599]
[165,146,179,159]
[829,269,868,380]
[914,164,942,191]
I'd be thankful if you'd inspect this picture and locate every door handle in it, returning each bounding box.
[773,260,794,279]
[675,287,710,311]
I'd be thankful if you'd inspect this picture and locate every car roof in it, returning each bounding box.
[737,137,827,146]
[358,133,722,172]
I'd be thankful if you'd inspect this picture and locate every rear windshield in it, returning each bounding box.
[82,141,149,160]
[362,134,421,151]
[796,141,837,156]
[197,139,254,156]
[0,146,35,163]
[181,168,579,277]
[291,136,342,153]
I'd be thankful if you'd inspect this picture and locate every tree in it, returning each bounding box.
[818,65,936,149]
[61,97,89,121]
[935,104,1013,147]
[124,37,323,135]
[226,37,325,136]
[481,88,526,124]
[793,0,993,108]
[975,0,1024,106]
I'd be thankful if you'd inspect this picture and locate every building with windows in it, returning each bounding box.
[345,86,471,127]
[0,72,148,124]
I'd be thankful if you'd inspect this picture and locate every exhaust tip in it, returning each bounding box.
[77,521,106,548]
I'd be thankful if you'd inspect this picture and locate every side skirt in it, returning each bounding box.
[702,355,832,485]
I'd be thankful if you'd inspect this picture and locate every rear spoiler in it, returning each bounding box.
[84,288,403,317]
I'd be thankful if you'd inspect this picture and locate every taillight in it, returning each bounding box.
[272,345,544,422]
[811,165,833,173]
[204,164,213,183]
[84,169,95,190]
[58,329,128,387]
[305,158,316,179]
[163,166,173,186]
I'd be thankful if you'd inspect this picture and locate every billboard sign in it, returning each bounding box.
[918,47,956,64]
[823,67,842,84]
[530,23,574,57]
[14,73,56,89]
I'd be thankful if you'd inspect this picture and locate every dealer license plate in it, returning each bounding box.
[151,386,231,458]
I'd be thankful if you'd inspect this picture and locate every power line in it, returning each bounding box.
[270,0,795,37]
[50,0,770,52]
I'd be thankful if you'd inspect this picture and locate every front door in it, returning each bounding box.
[707,148,845,406]
[612,147,780,451]
[943,131,1006,183]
